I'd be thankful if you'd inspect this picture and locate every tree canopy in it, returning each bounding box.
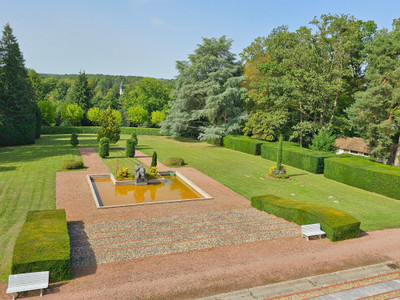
[162,36,247,141]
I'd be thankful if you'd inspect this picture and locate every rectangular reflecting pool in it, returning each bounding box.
[87,172,212,208]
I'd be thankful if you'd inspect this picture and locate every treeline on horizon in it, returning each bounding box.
[1,14,400,165]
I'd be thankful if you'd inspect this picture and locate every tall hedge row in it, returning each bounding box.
[41,126,163,135]
[12,210,71,283]
[251,194,361,241]
[324,155,400,200]
[261,142,333,174]
[223,136,265,155]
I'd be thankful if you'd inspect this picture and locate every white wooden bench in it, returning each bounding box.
[6,271,49,300]
[301,223,326,241]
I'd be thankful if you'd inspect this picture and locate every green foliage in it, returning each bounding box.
[126,104,148,126]
[41,126,163,135]
[99,137,110,158]
[11,210,71,282]
[151,151,157,167]
[162,36,247,140]
[324,155,400,200]
[38,100,57,125]
[261,142,334,173]
[164,157,185,166]
[223,135,264,155]
[309,128,337,152]
[151,110,166,127]
[34,105,41,139]
[0,23,37,146]
[346,24,400,162]
[62,159,83,169]
[251,195,361,241]
[126,139,135,157]
[67,71,92,112]
[241,15,377,144]
[61,103,84,125]
[131,131,138,145]
[97,107,121,143]
[277,134,283,170]
[70,132,79,146]
[124,77,172,116]
[87,107,102,125]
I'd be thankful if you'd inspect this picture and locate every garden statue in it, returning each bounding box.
[134,163,147,185]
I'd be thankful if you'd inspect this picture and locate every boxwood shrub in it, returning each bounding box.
[223,136,265,155]
[99,137,110,158]
[251,194,360,241]
[324,154,400,200]
[41,126,163,136]
[62,159,84,169]
[261,142,333,174]
[126,139,136,157]
[12,209,71,282]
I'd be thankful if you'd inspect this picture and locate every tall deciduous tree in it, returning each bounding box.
[347,20,400,164]
[0,23,37,146]
[162,36,247,140]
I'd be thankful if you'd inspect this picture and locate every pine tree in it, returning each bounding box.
[68,71,92,112]
[0,23,37,146]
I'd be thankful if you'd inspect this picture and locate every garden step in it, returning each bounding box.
[71,227,300,267]
[68,208,274,236]
[70,222,298,254]
[68,208,300,267]
[69,217,284,242]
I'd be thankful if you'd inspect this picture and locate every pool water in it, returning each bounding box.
[91,176,203,206]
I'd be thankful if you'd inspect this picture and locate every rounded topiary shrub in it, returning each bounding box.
[99,137,110,158]
[70,133,79,147]
[164,157,185,166]
[126,139,135,157]
[62,159,84,169]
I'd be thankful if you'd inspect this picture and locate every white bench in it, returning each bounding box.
[301,223,326,241]
[6,271,49,300]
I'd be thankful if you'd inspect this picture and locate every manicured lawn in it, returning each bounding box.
[136,135,400,233]
[0,135,82,281]
[1,133,400,282]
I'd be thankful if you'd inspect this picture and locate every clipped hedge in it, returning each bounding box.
[251,194,360,241]
[41,126,163,135]
[12,210,71,282]
[223,135,265,155]
[324,154,400,200]
[62,159,84,169]
[261,142,333,174]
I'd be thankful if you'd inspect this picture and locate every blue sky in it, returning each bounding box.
[1,0,399,79]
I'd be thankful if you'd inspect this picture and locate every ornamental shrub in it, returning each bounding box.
[324,154,400,200]
[251,194,361,241]
[164,157,185,166]
[261,142,333,174]
[97,107,121,143]
[11,209,71,282]
[62,160,84,169]
[70,132,79,147]
[126,139,135,157]
[223,136,264,155]
[131,132,138,146]
[99,137,110,158]
[151,151,157,167]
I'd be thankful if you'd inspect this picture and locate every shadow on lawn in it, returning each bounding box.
[289,173,308,177]
[0,166,17,172]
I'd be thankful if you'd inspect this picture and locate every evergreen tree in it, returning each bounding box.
[161,36,247,140]
[0,23,37,146]
[151,151,157,167]
[68,71,92,112]
[276,134,283,171]
[347,20,400,164]
[97,107,121,143]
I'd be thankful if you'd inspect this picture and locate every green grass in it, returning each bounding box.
[136,135,400,233]
[0,135,83,281]
[1,133,400,282]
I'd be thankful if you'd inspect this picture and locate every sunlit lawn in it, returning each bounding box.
[1,133,400,282]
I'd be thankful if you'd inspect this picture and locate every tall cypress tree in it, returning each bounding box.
[0,23,37,146]
[68,71,92,112]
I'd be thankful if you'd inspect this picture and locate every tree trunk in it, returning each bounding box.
[394,134,400,167]
[328,87,342,129]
